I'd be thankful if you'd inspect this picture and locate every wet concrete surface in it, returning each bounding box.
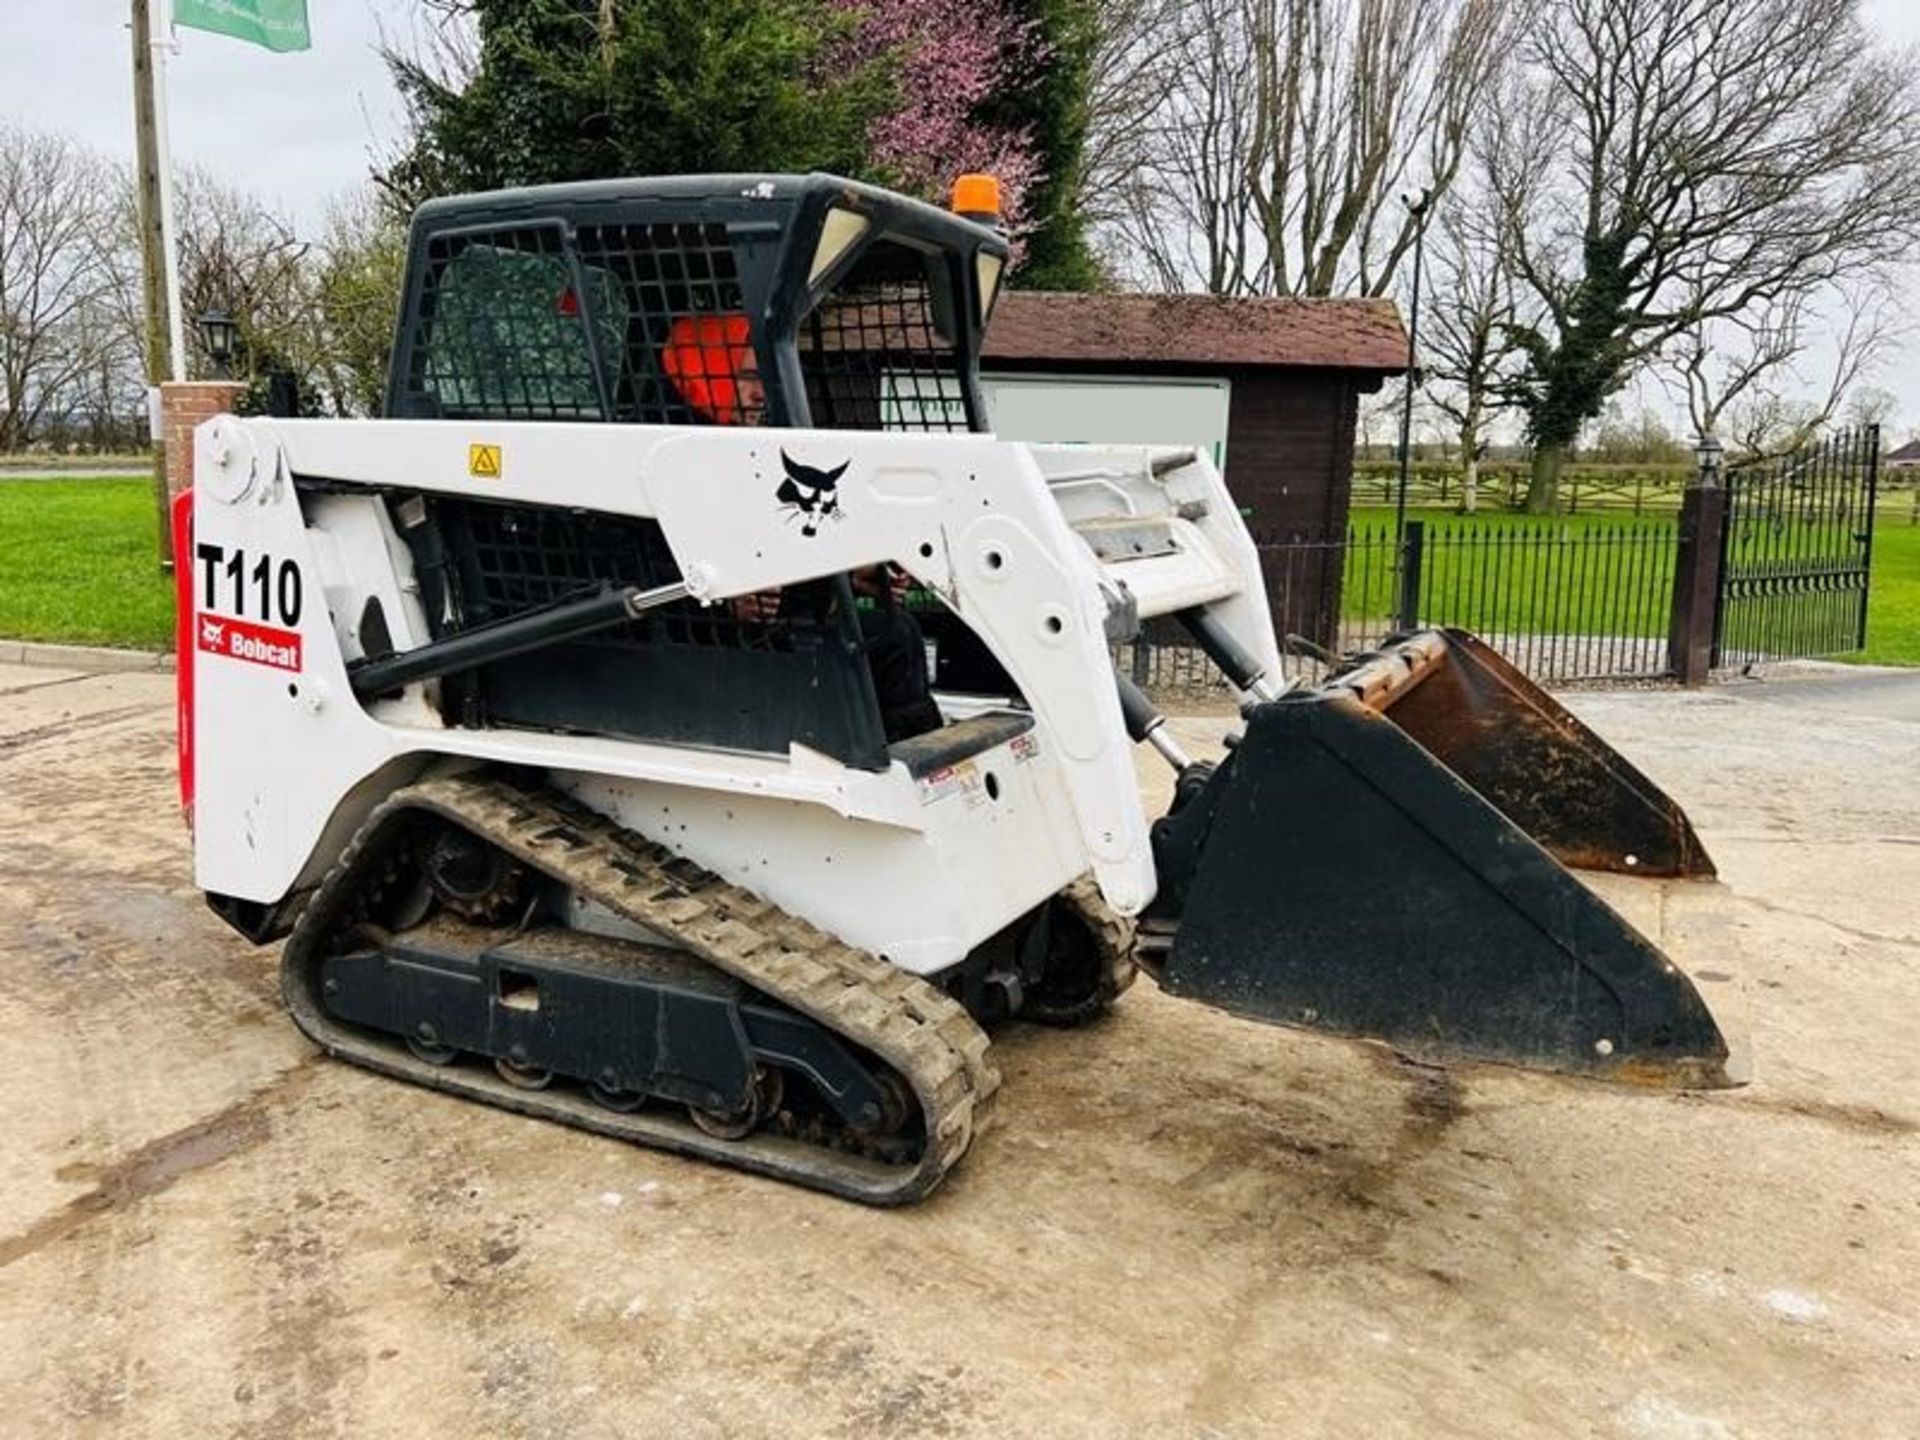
[1,662,1916,1438]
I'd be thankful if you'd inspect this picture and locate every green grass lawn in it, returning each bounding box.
[1344,507,1679,640]
[1346,504,1919,666]
[0,478,174,650]
[1855,519,1920,666]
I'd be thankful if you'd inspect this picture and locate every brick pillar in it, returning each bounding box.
[161,381,248,502]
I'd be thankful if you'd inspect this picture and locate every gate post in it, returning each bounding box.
[1667,443,1728,685]
[1395,520,1426,632]
[1857,424,1881,652]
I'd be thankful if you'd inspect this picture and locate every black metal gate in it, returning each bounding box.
[1713,426,1880,666]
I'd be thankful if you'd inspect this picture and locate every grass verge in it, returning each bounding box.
[0,478,174,650]
[1853,521,1920,666]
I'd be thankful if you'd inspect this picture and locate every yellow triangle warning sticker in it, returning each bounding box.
[468,443,502,479]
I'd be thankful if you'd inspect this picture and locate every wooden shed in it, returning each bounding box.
[980,291,1408,642]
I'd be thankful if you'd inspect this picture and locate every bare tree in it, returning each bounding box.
[1356,383,1404,459]
[1844,383,1900,436]
[1106,0,1259,291]
[1080,0,1198,242]
[1668,281,1895,458]
[1721,394,1825,459]
[1586,401,1687,464]
[102,169,408,419]
[0,124,123,451]
[1492,0,1920,509]
[168,168,314,387]
[309,191,408,416]
[1422,199,1519,510]
[1103,0,1521,297]
[58,290,145,450]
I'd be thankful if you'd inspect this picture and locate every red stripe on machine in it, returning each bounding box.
[197,614,302,672]
[171,490,195,828]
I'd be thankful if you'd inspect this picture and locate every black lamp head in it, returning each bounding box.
[197,308,238,379]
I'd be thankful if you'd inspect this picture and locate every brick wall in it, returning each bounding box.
[160,382,247,499]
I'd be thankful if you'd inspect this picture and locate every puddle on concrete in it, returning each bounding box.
[0,1063,312,1269]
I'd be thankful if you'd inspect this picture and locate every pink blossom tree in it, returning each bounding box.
[832,0,1046,244]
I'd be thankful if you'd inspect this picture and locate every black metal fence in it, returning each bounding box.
[1127,431,1888,696]
[1125,515,1682,692]
[1713,427,1879,667]
[1393,518,1680,681]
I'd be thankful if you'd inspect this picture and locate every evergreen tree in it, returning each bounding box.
[982,0,1101,290]
[382,0,890,210]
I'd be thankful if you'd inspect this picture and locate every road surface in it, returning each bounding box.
[1,662,1915,1438]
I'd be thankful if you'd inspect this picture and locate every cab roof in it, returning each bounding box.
[410,172,1002,252]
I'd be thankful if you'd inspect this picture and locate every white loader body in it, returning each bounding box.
[188,414,1277,976]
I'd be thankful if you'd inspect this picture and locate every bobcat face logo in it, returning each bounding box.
[200,617,226,648]
[777,451,847,537]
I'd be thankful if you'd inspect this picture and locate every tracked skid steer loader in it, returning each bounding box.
[177,173,1732,1204]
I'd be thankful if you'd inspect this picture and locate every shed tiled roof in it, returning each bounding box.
[1884,438,1920,463]
[981,291,1409,374]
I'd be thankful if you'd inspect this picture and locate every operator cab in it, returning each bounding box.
[375,174,1021,769]
[386,172,1008,434]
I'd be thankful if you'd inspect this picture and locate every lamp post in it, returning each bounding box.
[1693,431,1724,489]
[1393,190,1433,550]
[196,308,238,381]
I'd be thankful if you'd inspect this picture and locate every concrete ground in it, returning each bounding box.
[1,661,1916,1439]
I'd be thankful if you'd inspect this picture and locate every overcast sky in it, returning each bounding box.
[0,0,417,230]
[4,0,1917,434]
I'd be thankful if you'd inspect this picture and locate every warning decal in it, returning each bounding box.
[469,443,503,478]
[198,614,302,673]
[918,759,987,808]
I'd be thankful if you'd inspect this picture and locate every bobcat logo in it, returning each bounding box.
[777,451,847,537]
[200,617,226,648]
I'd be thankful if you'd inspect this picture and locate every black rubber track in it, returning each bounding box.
[281,773,1001,1205]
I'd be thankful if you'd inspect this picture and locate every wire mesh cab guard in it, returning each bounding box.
[376,174,1013,769]
[386,172,1007,435]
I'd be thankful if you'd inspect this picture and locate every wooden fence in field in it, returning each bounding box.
[1354,461,1920,522]
[1349,462,1693,514]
